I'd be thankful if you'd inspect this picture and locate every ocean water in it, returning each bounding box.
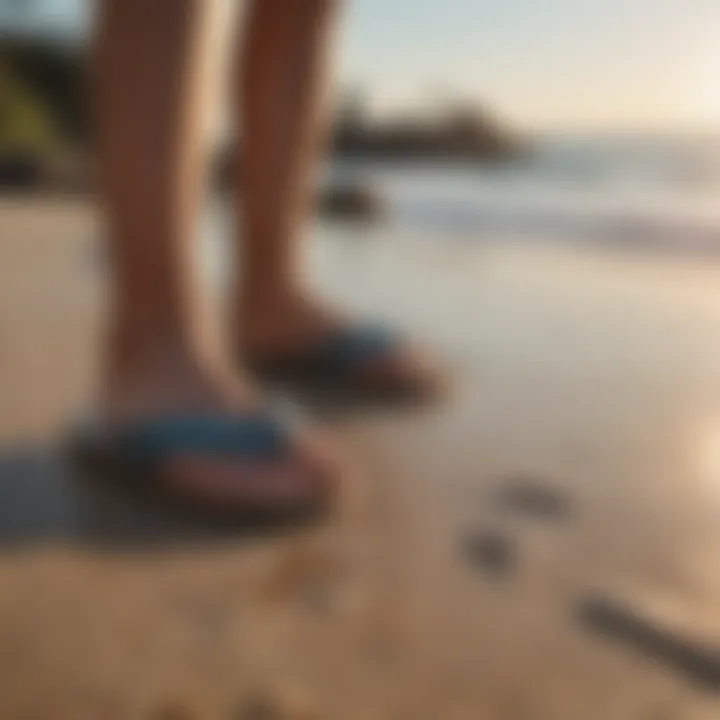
[204,133,720,288]
[328,134,720,254]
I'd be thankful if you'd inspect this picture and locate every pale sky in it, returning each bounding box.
[339,0,720,131]
[3,0,720,131]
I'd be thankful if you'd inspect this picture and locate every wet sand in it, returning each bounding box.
[1,198,720,718]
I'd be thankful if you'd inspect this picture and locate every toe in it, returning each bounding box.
[160,430,342,512]
[357,342,445,398]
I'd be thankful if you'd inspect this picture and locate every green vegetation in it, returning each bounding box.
[0,37,86,158]
[0,61,59,155]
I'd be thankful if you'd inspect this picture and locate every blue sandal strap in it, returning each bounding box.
[110,413,290,468]
[312,324,400,374]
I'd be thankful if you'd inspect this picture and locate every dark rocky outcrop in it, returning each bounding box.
[317,184,385,221]
[333,96,523,163]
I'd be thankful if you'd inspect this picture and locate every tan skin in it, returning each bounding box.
[95,0,435,507]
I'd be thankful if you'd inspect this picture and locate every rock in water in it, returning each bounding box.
[318,184,385,222]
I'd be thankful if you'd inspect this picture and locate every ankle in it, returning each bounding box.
[234,287,342,358]
[108,308,230,381]
[109,317,184,367]
[101,328,254,422]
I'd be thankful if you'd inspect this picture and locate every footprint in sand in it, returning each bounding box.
[493,476,573,521]
[461,530,518,579]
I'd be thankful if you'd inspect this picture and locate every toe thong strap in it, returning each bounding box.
[110,414,290,468]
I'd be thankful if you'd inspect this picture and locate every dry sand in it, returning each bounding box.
[1,198,720,718]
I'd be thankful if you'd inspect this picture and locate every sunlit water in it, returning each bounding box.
[205,133,720,305]
[329,134,720,248]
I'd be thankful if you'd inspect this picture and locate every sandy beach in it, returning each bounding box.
[1,197,720,718]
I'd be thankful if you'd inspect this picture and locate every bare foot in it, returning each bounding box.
[98,332,341,512]
[237,288,443,396]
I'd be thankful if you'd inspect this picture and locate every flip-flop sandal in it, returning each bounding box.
[68,412,335,526]
[247,323,441,405]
